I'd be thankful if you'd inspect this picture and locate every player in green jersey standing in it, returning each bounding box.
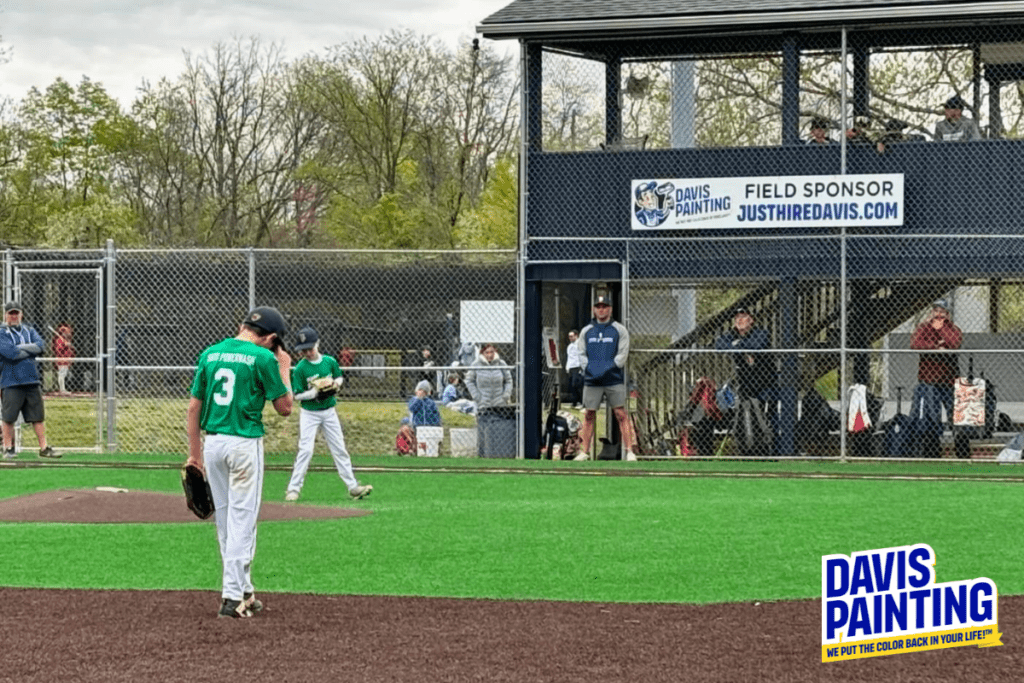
[285,326,372,502]
[186,306,293,619]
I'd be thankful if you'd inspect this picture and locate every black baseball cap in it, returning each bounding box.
[594,292,612,306]
[734,307,754,318]
[294,327,318,351]
[4,301,22,313]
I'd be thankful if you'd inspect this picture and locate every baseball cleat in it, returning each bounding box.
[284,490,299,502]
[625,451,638,462]
[573,451,591,461]
[243,592,264,613]
[2,448,15,460]
[218,598,252,619]
[349,484,373,500]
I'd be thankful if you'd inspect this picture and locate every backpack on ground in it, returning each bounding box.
[882,387,914,457]
[596,437,621,460]
[796,390,840,453]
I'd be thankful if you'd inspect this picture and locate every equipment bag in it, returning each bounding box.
[732,396,771,457]
[953,356,986,433]
[883,387,914,457]
[996,433,1024,462]
[796,390,840,452]
[952,356,995,459]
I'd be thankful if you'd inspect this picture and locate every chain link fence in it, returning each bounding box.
[528,20,1024,459]
[3,247,517,456]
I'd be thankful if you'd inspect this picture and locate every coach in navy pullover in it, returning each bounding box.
[578,318,629,387]
[574,291,636,461]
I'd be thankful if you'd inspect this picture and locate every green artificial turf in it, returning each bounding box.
[1,465,1021,604]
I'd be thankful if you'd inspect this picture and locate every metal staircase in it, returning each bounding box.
[631,278,963,455]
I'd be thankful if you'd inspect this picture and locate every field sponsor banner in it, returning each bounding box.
[631,174,904,230]
[821,543,1001,663]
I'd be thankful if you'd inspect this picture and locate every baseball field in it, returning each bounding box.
[1,456,1022,681]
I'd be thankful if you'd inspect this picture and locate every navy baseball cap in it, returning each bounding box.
[634,180,657,201]
[294,327,319,351]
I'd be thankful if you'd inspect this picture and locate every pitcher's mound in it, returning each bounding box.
[0,488,370,523]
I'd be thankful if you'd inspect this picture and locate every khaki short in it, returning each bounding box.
[581,383,627,411]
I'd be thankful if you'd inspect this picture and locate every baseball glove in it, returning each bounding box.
[181,463,215,520]
[311,376,339,400]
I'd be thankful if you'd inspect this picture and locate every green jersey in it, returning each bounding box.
[190,337,289,438]
[292,354,343,411]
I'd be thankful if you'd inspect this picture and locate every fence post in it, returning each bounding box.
[105,239,117,452]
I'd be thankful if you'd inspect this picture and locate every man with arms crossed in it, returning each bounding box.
[186,306,293,619]
[574,290,636,462]
[0,301,58,459]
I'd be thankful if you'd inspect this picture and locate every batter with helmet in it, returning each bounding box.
[185,306,293,619]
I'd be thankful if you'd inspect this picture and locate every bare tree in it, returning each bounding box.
[417,38,519,243]
[167,37,320,246]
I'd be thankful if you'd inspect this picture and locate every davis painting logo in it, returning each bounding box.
[633,180,674,227]
[822,543,1001,662]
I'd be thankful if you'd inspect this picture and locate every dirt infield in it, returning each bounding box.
[0,588,1020,682]
[0,489,1018,682]
[0,488,369,523]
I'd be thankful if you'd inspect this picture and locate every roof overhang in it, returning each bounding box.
[477,1,1024,40]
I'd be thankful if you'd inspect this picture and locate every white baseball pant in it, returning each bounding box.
[204,433,264,602]
[287,406,358,494]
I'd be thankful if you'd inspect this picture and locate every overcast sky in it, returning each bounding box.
[0,0,513,107]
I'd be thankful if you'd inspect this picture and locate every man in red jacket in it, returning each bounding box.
[910,299,962,425]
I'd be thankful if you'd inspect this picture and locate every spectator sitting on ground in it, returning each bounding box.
[395,417,415,456]
[934,95,982,142]
[408,379,442,426]
[441,373,476,415]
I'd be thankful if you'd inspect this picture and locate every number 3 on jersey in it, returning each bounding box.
[214,368,236,405]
